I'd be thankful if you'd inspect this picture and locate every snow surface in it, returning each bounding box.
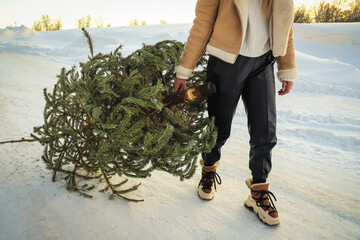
[0,23,359,240]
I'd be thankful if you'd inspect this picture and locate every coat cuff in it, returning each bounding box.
[175,65,194,80]
[276,68,298,82]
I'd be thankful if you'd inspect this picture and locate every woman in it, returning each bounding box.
[174,0,297,225]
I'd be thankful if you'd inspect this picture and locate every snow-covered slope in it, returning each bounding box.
[0,23,359,240]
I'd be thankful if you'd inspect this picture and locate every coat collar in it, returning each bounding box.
[232,0,294,55]
[232,0,294,30]
[271,0,294,27]
[232,0,248,39]
[271,0,295,55]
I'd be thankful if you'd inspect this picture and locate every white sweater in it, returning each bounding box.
[239,0,271,57]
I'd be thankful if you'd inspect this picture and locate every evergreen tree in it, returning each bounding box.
[312,0,347,22]
[349,0,360,21]
[29,29,217,201]
[294,4,312,23]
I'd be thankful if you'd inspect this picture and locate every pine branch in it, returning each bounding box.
[82,28,94,58]
[55,168,101,179]
[0,138,38,144]
[102,171,143,202]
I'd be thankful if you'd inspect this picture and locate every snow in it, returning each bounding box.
[1,23,360,239]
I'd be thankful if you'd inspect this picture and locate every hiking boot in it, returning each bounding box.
[198,158,221,200]
[244,178,280,225]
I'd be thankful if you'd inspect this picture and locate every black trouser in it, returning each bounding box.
[202,50,277,182]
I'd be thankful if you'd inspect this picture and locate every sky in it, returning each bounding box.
[0,0,337,29]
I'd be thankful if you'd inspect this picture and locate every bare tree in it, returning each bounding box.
[53,18,63,30]
[95,17,104,28]
[77,15,91,28]
[41,14,51,31]
[77,17,86,28]
[130,19,139,26]
[32,21,42,31]
[86,15,92,28]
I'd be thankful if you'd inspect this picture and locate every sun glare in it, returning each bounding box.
[0,0,356,29]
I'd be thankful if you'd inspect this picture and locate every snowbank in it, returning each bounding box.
[0,23,359,240]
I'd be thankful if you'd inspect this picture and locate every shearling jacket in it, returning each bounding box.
[175,0,298,82]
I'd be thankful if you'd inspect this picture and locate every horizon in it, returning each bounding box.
[0,0,344,29]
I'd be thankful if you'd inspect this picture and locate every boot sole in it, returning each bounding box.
[244,196,280,226]
[198,188,214,200]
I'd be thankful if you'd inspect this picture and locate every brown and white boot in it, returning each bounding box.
[198,158,221,200]
[244,178,280,226]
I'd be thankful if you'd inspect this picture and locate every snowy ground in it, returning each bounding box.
[0,23,359,240]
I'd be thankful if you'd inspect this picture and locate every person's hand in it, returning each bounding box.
[174,78,187,93]
[278,80,294,95]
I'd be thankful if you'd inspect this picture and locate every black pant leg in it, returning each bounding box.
[202,54,253,166]
[241,54,277,181]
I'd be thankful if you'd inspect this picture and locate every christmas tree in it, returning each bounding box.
[15,29,218,201]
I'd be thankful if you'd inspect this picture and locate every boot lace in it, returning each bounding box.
[251,189,278,214]
[198,170,222,191]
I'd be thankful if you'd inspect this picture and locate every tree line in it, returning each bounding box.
[29,14,167,31]
[31,14,112,31]
[129,19,167,26]
[295,0,360,23]
[8,0,359,31]
[32,15,63,31]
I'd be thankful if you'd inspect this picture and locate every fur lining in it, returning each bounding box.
[200,158,220,169]
[276,68,298,82]
[271,0,295,56]
[233,0,294,57]
[175,65,194,80]
[245,177,269,188]
[206,43,237,64]
[233,0,249,46]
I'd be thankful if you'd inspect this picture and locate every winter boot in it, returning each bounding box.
[244,178,280,225]
[198,158,221,200]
